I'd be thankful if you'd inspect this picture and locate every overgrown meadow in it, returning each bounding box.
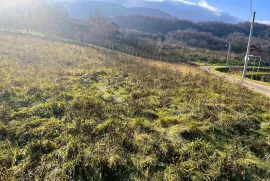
[0,33,269,181]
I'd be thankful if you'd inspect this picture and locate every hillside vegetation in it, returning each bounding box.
[0,33,270,180]
[114,15,270,39]
[114,15,270,60]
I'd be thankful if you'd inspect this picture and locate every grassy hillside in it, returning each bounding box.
[0,33,269,180]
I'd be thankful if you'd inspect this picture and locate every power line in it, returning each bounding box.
[246,0,254,51]
[246,0,253,22]
[250,0,253,14]
[245,0,253,22]
[246,12,252,22]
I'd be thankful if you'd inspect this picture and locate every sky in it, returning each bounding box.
[107,0,270,23]
[186,0,270,23]
[136,0,270,23]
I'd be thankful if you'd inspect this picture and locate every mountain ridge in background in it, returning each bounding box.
[60,0,240,23]
[60,1,175,19]
[127,0,240,23]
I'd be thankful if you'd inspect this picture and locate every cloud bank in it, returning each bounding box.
[257,21,270,25]
[121,0,223,16]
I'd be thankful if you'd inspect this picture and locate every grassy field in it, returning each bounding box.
[0,33,270,180]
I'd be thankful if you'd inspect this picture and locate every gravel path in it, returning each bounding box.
[201,66,270,97]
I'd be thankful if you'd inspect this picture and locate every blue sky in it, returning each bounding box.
[185,0,269,23]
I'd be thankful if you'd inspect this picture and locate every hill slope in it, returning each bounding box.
[60,0,239,23]
[61,1,175,19]
[0,33,269,180]
[129,0,240,23]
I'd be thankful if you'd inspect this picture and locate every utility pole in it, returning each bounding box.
[226,42,231,67]
[243,12,256,78]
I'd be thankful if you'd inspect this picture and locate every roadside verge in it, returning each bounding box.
[201,66,270,96]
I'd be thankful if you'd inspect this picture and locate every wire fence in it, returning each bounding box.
[1,27,270,83]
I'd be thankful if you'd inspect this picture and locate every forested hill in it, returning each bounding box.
[113,15,270,39]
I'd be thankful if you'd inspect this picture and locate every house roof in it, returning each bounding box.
[107,22,120,28]
[250,45,263,52]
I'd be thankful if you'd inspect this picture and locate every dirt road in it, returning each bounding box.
[201,66,270,96]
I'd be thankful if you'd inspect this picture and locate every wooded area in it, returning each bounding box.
[114,15,270,59]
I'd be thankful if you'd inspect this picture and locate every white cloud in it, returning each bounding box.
[110,0,223,16]
[173,0,196,5]
[197,0,222,15]
[170,0,222,16]
[257,21,270,25]
[146,0,164,1]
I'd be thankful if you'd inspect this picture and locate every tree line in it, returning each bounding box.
[113,15,270,39]
[113,15,270,62]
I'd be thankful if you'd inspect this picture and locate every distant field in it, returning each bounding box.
[0,33,269,180]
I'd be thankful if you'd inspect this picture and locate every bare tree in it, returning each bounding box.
[88,8,109,34]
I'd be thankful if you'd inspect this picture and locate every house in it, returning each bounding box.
[250,45,263,57]
[58,19,121,42]
[106,22,120,34]
[58,18,92,42]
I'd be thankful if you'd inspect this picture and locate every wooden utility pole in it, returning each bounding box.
[243,12,256,78]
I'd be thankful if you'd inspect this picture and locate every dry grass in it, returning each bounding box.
[0,33,269,181]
